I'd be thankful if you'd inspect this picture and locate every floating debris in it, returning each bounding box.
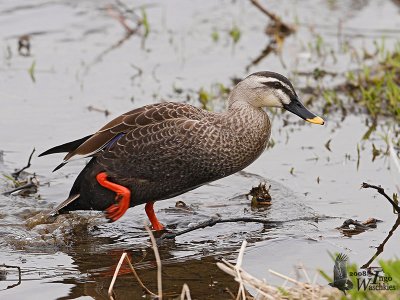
[247,182,272,207]
[174,200,192,212]
[2,175,39,197]
[337,218,382,236]
[87,105,111,116]
[324,139,332,152]
[2,148,39,197]
[18,35,30,56]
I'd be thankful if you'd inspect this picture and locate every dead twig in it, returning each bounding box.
[114,0,142,20]
[12,148,35,180]
[250,0,295,34]
[84,4,143,75]
[246,41,277,71]
[130,63,143,83]
[106,4,140,35]
[361,182,400,214]
[87,105,111,117]
[247,0,294,70]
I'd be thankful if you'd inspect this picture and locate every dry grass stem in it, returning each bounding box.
[217,242,341,300]
[107,252,157,299]
[145,225,163,299]
[108,252,127,300]
[180,283,192,300]
[124,253,157,296]
[235,240,247,300]
[108,227,193,299]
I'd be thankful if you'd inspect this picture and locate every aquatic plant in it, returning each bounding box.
[341,41,400,122]
[229,24,241,44]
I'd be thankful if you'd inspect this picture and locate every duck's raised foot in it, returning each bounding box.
[96,172,131,222]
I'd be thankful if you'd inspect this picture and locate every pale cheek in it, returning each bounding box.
[276,90,290,105]
[260,95,282,108]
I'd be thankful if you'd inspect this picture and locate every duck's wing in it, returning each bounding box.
[97,106,226,184]
[41,102,207,171]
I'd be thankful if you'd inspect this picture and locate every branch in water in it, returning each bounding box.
[0,264,21,290]
[160,215,332,240]
[362,216,400,269]
[361,182,400,214]
[12,148,35,180]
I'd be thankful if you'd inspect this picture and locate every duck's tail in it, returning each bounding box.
[39,135,94,171]
[39,135,93,157]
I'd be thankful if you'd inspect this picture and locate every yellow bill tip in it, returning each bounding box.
[306,116,325,125]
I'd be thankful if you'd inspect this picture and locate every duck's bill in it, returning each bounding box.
[283,98,325,125]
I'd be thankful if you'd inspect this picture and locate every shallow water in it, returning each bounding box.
[1,0,400,299]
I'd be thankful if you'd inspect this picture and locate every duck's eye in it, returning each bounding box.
[273,82,282,88]
[261,81,283,89]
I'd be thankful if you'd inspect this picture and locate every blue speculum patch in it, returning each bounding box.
[106,133,125,149]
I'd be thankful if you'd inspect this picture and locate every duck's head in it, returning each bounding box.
[230,71,324,125]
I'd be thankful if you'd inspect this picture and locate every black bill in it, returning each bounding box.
[283,98,324,125]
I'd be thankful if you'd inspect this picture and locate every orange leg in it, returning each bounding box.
[145,201,164,231]
[96,172,131,222]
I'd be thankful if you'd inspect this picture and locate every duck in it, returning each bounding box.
[40,71,324,231]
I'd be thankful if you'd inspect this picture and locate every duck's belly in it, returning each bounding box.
[123,148,267,206]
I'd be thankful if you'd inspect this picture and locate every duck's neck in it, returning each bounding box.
[218,94,271,172]
[225,99,270,130]
[226,82,259,110]
[223,91,271,142]
[226,91,268,121]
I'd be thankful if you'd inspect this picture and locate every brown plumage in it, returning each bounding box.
[40,71,324,227]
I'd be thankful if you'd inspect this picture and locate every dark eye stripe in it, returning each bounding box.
[261,81,296,99]
[261,81,282,87]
